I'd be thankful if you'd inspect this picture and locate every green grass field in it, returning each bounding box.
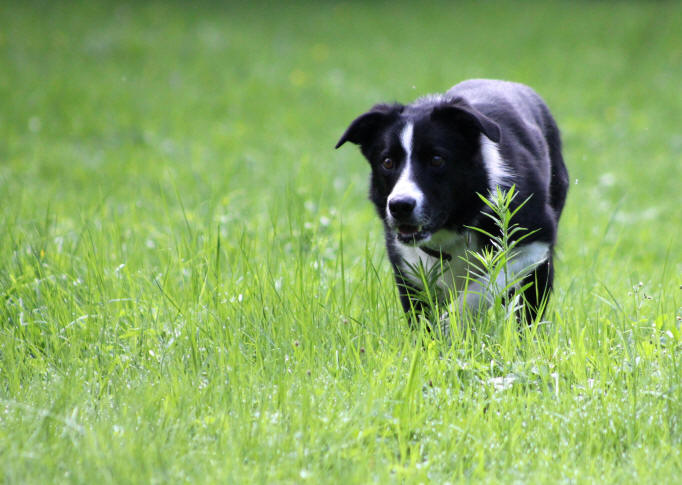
[1,1,681,483]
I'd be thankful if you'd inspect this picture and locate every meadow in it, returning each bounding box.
[1,1,680,483]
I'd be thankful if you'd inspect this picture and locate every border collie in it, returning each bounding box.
[336,79,569,331]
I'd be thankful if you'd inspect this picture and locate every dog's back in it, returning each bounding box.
[449,79,569,219]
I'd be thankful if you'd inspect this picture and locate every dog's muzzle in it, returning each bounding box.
[387,196,430,243]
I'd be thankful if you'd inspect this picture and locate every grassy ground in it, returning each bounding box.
[1,1,681,483]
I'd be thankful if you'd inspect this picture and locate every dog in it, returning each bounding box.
[335,79,569,331]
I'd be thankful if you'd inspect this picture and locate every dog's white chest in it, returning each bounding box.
[395,230,477,296]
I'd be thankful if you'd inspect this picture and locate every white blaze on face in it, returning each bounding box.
[386,122,424,220]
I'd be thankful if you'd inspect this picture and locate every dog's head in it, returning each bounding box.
[336,96,501,245]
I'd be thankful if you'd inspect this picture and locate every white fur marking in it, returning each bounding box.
[400,122,414,159]
[395,229,477,295]
[387,122,424,219]
[480,135,514,191]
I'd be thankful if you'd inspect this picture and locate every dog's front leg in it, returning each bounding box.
[454,241,552,320]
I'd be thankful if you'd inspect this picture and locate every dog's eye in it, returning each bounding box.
[381,158,394,170]
[430,155,445,167]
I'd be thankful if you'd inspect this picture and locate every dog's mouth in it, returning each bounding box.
[396,224,431,244]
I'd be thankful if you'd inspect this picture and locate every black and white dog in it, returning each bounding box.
[336,79,569,330]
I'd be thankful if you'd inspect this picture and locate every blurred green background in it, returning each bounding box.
[2,1,680,268]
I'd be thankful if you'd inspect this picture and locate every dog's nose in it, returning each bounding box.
[388,197,416,219]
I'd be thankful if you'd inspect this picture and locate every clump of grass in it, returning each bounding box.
[463,186,541,323]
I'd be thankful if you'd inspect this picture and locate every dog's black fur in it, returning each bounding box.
[336,79,569,326]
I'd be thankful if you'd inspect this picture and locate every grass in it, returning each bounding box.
[1,0,681,483]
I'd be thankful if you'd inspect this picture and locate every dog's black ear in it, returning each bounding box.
[335,103,403,149]
[431,97,501,143]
